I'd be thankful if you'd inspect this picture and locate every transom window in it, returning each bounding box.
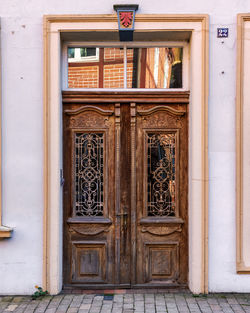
[63,43,188,90]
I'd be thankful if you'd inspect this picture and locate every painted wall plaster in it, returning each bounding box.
[0,0,250,294]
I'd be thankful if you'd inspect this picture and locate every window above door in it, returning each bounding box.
[62,43,189,91]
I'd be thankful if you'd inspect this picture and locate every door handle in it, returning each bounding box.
[116,212,128,217]
[116,210,128,255]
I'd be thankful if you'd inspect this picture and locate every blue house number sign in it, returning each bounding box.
[217,28,229,38]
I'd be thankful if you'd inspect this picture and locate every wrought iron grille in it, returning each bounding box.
[147,133,176,216]
[74,133,104,216]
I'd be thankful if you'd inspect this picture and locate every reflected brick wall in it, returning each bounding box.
[68,48,134,88]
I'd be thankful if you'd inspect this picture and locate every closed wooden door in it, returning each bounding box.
[63,93,188,288]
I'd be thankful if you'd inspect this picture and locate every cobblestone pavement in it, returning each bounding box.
[1,293,250,313]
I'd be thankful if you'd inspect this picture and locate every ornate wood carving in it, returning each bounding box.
[69,225,111,236]
[141,112,183,128]
[130,102,137,285]
[68,113,110,128]
[141,225,182,236]
[114,103,121,284]
[137,105,186,116]
[64,102,116,287]
[65,105,114,116]
[135,101,188,287]
[63,94,188,288]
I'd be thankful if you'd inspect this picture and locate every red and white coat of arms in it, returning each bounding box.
[119,11,134,28]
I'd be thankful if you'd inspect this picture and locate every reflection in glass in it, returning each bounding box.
[103,48,124,88]
[68,47,124,88]
[147,133,176,216]
[129,47,183,88]
[67,47,182,89]
[74,133,104,217]
[127,48,138,88]
[80,48,96,57]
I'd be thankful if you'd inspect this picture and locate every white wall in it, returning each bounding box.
[0,0,250,294]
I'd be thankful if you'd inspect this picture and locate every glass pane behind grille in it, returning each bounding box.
[74,133,104,216]
[147,133,176,216]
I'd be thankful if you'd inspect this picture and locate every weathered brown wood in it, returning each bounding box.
[98,48,104,88]
[67,217,112,224]
[130,102,137,286]
[63,92,188,288]
[134,101,188,286]
[114,103,121,285]
[140,48,147,88]
[140,217,184,224]
[63,101,117,286]
[119,103,131,284]
[62,91,190,104]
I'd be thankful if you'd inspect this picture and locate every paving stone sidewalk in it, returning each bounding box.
[1,293,250,313]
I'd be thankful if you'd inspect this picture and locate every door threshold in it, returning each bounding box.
[62,286,189,294]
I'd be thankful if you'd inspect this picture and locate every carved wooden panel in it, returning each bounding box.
[69,114,108,128]
[65,106,114,129]
[69,224,111,236]
[139,111,184,129]
[141,225,182,236]
[71,241,107,283]
[144,242,179,283]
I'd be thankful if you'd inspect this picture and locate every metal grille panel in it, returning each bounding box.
[74,133,104,216]
[147,133,176,216]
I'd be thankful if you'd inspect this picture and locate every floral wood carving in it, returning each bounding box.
[65,106,114,116]
[137,106,186,117]
[69,113,110,128]
[142,113,183,128]
[141,225,182,236]
[69,225,111,236]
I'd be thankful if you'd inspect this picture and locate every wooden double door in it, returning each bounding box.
[63,92,188,288]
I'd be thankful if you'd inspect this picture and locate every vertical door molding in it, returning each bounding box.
[236,14,250,273]
[130,102,137,286]
[114,103,121,284]
[43,14,209,294]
